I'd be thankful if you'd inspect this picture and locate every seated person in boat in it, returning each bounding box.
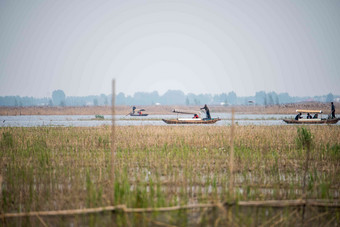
[307,113,312,119]
[313,113,318,119]
[193,114,199,119]
[295,113,302,120]
[200,104,211,119]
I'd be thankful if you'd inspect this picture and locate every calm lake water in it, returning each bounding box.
[0,113,338,127]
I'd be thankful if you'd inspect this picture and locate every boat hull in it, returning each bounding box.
[283,118,339,124]
[129,114,149,116]
[162,118,220,124]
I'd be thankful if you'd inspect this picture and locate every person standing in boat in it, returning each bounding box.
[331,102,335,119]
[200,104,211,119]
[132,106,136,114]
[295,112,302,120]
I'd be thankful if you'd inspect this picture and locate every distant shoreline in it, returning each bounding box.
[0,102,337,116]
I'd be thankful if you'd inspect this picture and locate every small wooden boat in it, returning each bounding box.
[163,107,220,124]
[283,109,339,124]
[283,118,339,124]
[162,118,220,124]
[129,113,149,116]
[128,108,148,116]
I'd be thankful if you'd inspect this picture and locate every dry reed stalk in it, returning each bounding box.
[306,211,330,223]
[324,215,336,226]
[136,212,177,227]
[216,202,232,226]
[301,128,312,226]
[258,208,284,227]
[35,214,48,227]
[269,208,299,227]
[2,200,338,219]
[1,206,118,218]
[228,108,235,224]
[229,108,235,194]
[111,79,116,205]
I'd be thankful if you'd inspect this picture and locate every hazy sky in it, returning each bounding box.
[1,0,339,98]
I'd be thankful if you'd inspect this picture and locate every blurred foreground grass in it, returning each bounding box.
[0,125,339,226]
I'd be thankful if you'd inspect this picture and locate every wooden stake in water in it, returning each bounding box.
[111,79,116,205]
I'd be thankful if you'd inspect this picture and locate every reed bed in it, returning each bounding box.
[0,125,339,226]
[1,101,338,116]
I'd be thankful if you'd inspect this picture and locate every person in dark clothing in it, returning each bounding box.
[132,106,136,114]
[331,102,335,119]
[307,113,312,119]
[313,113,318,119]
[295,112,302,120]
[200,104,211,119]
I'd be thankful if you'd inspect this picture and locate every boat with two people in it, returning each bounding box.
[283,109,339,124]
[128,106,149,116]
[162,106,220,124]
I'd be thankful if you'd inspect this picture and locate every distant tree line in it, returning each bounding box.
[0,90,337,107]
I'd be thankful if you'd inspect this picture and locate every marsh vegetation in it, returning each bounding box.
[1,101,338,116]
[0,125,339,226]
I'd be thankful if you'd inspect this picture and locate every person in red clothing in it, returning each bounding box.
[193,114,199,118]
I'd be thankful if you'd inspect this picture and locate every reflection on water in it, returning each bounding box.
[0,114,338,127]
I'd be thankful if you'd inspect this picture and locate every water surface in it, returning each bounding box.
[0,114,338,127]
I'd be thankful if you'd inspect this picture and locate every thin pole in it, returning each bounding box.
[229,108,235,195]
[228,108,235,223]
[302,140,311,226]
[111,79,116,205]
